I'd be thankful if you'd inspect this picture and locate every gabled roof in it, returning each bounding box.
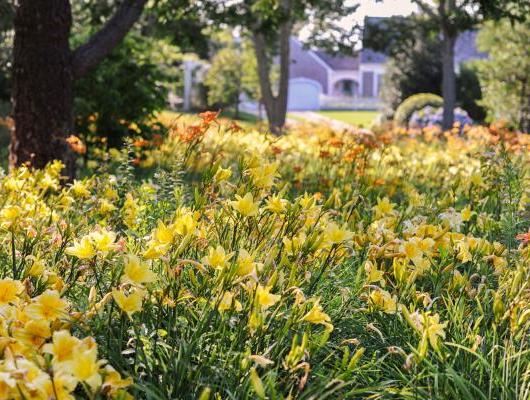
[313,50,360,70]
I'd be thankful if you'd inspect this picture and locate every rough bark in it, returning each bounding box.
[275,18,291,130]
[441,29,456,131]
[251,0,292,134]
[252,32,277,130]
[10,0,146,175]
[10,0,75,172]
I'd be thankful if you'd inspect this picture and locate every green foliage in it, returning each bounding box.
[204,36,260,115]
[205,47,242,111]
[197,0,358,52]
[74,33,181,150]
[457,62,486,122]
[394,93,443,126]
[476,19,530,131]
[367,15,443,120]
[374,15,485,121]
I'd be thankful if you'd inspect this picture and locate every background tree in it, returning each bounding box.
[205,47,243,117]
[409,0,529,130]
[204,33,260,117]
[456,62,485,122]
[9,0,148,175]
[75,34,180,154]
[367,15,484,122]
[476,19,530,132]
[195,0,357,133]
[367,17,443,118]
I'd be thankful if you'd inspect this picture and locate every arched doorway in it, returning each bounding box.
[332,79,359,97]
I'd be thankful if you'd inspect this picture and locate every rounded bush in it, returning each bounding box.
[394,93,443,126]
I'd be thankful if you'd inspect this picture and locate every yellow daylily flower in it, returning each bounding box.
[255,285,281,310]
[236,249,257,277]
[461,206,472,222]
[70,180,91,198]
[300,300,333,330]
[174,211,197,236]
[323,222,353,245]
[153,221,175,246]
[202,245,233,270]
[89,229,119,254]
[213,167,232,183]
[43,371,78,400]
[248,162,278,189]
[0,278,24,305]
[42,330,81,365]
[373,197,394,218]
[265,194,287,214]
[231,193,259,217]
[65,236,96,259]
[112,288,145,317]
[121,255,157,285]
[70,346,103,390]
[25,290,69,321]
[369,289,398,314]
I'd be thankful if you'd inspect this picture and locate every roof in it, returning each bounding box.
[313,50,360,70]
[360,48,387,64]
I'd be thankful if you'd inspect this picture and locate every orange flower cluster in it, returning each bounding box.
[66,135,87,155]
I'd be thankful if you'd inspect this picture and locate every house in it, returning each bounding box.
[287,38,386,111]
[287,17,487,111]
[453,30,487,71]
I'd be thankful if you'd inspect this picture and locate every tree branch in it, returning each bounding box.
[411,0,438,20]
[72,0,147,79]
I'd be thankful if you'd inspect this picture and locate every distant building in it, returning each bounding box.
[453,30,487,72]
[286,17,486,111]
[287,37,386,111]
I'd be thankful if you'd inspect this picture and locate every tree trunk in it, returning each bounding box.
[252,32,277,132]
[234,100,240,120]
[251,0,291,134]
[10,0,75,173]
[10,0,146,176]
[441,29,456,131]
[274,17,291,131]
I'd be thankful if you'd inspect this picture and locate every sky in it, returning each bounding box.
[298,0,420,45]
[344,0,419,28]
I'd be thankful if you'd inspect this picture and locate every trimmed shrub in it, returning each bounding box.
[394,93,443,126]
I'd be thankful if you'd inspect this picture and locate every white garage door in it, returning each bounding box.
[288,78,321,111]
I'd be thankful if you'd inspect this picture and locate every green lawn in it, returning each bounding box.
[317,110,380,127]
[157,109,261,130]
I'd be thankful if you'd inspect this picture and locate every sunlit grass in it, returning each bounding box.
[317,110,380,127]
